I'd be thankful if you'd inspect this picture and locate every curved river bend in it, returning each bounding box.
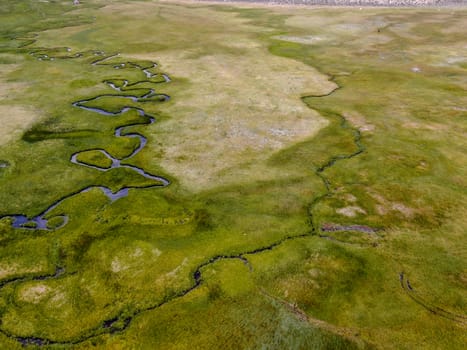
[1,39,462,347]
[0,50,170,230]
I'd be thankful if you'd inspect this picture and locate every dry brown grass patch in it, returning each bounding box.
[0,64,42,146]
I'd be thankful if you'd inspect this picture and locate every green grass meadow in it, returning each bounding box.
[0,1,465,348]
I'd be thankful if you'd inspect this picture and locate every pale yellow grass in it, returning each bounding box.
[273,34,328,45]
[282,11,396,51]
[0,64,40,146]
[368,190,416,217]
[0,263,45,280]
[283,7,467,77]
[18,283,51,304]
[343,111,375,132]
[37,1,334,191]
[336,205,367,217]
[153,50,333,190]
[99,2,335,191]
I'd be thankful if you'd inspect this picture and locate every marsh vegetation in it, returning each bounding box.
[0,0,465,348]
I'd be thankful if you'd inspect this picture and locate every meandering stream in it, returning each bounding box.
[0,43,368,345]
[0,39,369,346]
[0,34,461,346]
[0,50,170,230]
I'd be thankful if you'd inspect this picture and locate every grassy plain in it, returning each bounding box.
[0,0,466,349]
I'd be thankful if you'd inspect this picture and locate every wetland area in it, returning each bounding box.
[0,0,466,348]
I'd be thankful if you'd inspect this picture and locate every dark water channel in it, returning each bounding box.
[0,49,170,230]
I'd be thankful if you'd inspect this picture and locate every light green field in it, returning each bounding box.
[0,0,465,348]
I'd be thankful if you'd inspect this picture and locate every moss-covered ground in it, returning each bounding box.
[0,0,465,348]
